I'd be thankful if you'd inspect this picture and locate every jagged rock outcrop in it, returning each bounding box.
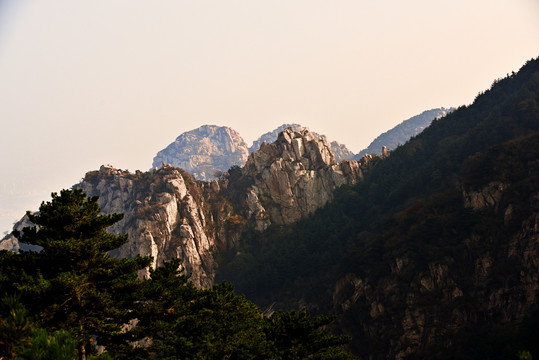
[241,128,375,226]
[75,165,223,288]
[0,215,36,252]
[249,124,305,154]
[330,141,356,162]
[152,125,249,181]
[355,107,454,159]
[250,124,355,161]
[462,181,507,212]
[150,124,355,187]
[2,128,376,289]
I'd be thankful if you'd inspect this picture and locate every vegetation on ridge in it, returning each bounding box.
[0,189,358,359]
[217,57,539,359]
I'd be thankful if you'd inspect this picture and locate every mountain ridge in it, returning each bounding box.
[354,107,454,159]
[1,127,379,289]
[2,56,537,359]
[216,57,539,359]
[150,108,448,183]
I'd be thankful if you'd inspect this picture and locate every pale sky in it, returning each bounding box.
[0,0,538,233]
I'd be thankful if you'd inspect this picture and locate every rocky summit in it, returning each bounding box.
[151,125,249,181]
[250,123,355,162]
[76,165,221,288]
[152,123,356,185]
[90,127,378,286]
[242,127,375,226]
[1,127,378,288]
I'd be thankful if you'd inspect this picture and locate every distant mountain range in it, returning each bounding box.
[3,55,536,359]
[152,108,451,181]
[354,107,454,159]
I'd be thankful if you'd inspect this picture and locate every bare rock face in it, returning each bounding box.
[463,181,507,212]
[242,128,373,226]
[330,141,356,162]
[1,128,378,289]
[249,124,355,161]
[0,214,41,252]
[0,234,18,252]
[152,125,249,181]
[249,124,306,154]
[76,129,375,287]
[77,128,375,287]
[76,164,223,288]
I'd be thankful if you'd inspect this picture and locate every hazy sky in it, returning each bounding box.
[0,1,538,233]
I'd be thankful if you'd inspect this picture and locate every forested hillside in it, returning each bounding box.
[218,57,539,359]
[0,190,358,359]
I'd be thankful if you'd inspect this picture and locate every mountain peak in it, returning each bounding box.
[242,126,373,225]
[250,124,355,162]
[151,125,249,181]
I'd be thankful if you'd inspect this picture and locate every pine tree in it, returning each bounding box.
[0,295,34,359]
[1,189,359,359]
[10,189,151,360]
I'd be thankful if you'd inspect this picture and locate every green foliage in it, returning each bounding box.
[4,189,151,359]
[0,295,34,359]
[1,189,357,359]
[166,282,270,359]
[265,310,355,360]
[126,259,199,358]
[16,329,76,360]
[0,296,92,360]
[222,165,255,213]
[130,259,358,359]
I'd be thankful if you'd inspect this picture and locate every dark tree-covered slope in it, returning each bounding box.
[218,57,539,359]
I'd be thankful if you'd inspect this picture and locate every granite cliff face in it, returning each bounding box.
[152,125,249,181]
[76,165,223,287]
[242,128,374,226]
[249,124,305,154]
[2,128,375,288]
[250,124,355,162]
[89,128,374,285]
[151,123,355,186]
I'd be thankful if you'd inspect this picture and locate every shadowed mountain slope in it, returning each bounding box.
[217,57,539,359]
